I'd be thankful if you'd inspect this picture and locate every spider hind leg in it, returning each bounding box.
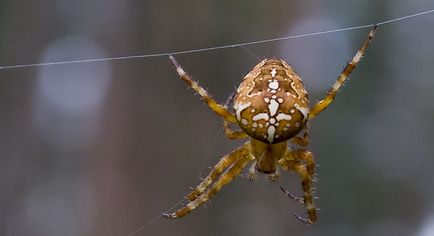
[279,149,317,224]
[268,168,280,182]
[223,121,248,139]
[280,186,305,204]
[163,143,252,219]
[185,143,248,202]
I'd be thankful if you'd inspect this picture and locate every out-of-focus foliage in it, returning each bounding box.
[1,1,434,236]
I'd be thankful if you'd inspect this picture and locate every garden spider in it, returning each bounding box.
[163,26,377,224]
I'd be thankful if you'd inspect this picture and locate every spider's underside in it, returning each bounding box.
[163,26,376,224]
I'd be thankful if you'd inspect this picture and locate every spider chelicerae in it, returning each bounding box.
[163,26,377,224]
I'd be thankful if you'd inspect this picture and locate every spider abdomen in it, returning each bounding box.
[233,59,310,144]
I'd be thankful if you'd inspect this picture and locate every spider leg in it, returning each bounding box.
[268,167,280,182]
[247,161,257,181]
[169,55,237,123]
[185,143,249,201]
[279,149,317,204]
[222,91,248,139]
[223,122,248,139]
[163,148,252,219]
[280,186,305,204]
[293,149,316,176]
[309,26,377,120]
[290,129,310,147]
[279,149,317,224]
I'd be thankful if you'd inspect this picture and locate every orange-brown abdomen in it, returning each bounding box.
[233,59,309,143]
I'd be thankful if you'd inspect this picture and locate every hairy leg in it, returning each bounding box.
[268,167,280,182]
[163,153,252,219]
[169,55,237,123]
[279,150,317,224]
[290,129,310,147]
[309,26,377,120]
[223,121,248,139]
[247,161,257,181]
[185,143,249,201]
[293,149,315,176]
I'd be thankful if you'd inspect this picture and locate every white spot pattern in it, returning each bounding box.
[235,102,251,121]
[268,80,279,90]
[235,59,310,143]
[247,91,262,98]
[295,105,309,120]
[276,113,292,121]
[267,126,276,143]
[252,113,269,121]
[271,68,277,77]
[268,100,279,116]
[261,79,285,143]
[241,119,249,125]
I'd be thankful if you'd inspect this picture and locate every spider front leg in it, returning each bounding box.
[223,121,248,139]
[222,91,248,139]
[169,55,237,123]
[309,26,377,120]
[163,143,253,219]
[279,149,317,224]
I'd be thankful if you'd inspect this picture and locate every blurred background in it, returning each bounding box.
[1,1,434,235]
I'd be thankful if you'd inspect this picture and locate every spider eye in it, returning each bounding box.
[233,59,309,144]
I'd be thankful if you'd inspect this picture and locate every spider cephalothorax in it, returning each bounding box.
[163,26,377,224]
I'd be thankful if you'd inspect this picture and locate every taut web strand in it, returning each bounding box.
[0,9,433,71]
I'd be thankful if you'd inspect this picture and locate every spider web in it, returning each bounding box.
[0,9,433,71]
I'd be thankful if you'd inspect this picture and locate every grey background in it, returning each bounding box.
[1,1,434,236]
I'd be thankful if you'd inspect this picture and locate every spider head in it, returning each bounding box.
[233,59,309,144]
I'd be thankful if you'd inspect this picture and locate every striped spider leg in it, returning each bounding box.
[309,25,377,120]
[168,56,237,124]
[163,26,376,224]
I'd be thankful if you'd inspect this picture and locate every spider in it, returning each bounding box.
[163,26,377,224]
